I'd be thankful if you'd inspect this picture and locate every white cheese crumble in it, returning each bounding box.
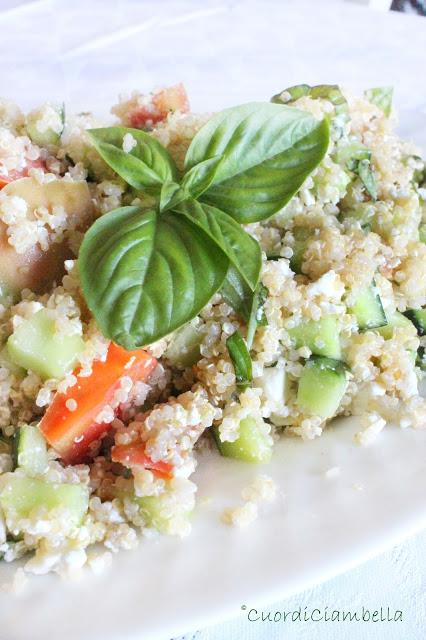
[122,133,137,153]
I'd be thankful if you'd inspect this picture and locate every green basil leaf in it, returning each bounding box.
[159,181,187,212]
[180,155,223,199]
[221,265,254,321]
[78,206,228,349]
[174,199,261,290]
[364,87,393,117]
[246,283,268,349]
[271,84,349,122]
[356,159,378,200]
[226,330,252,390]
[221,265,268,347]
[88,127,178,192]
[183,102,329,224]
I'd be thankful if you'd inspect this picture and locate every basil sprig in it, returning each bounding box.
[79,102,329,349]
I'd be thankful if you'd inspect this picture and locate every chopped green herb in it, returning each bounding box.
[226,331,253,390]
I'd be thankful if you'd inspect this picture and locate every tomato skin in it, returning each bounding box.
[40,344,157,464]
[129,84,190,129]
[0,159,46,189]
[111,443,173,479]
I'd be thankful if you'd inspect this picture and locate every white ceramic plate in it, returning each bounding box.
[0,2,425,639]
[0,418,425,640]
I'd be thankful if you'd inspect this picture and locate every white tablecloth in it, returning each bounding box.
[1,1,425,638]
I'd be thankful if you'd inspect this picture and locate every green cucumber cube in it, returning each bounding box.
[349,284,387,331]
[7,309,84,380]
[376,311,415,340]
[13,425,48,477]
[288,315,341,359]
[213,417,272,464]
[136,481,193,535]
[26,103,64,147]
[0,474,89,526]
[297,356,348,419]
[164,321,204,368]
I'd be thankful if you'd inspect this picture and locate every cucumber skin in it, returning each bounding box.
[296,356,348,419]
[289,227,312,274]
[416,347,426,371]
[403,309,426,336]
[164,322,203,368]
[213,418,272,464]
[26,104,64,147]
[350,285,387,331]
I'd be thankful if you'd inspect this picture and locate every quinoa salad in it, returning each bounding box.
[0,82,424,584]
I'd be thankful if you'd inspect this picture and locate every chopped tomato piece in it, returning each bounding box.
[0,158,45,189]
[40,343,157,464]
[129,83,190,129]
[111,443,173,479]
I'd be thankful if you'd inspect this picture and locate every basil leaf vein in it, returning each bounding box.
[174,199,261,291]
[78,206,228,349]
[88,127,178,192]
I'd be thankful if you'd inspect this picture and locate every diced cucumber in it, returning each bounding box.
[136,495,191,535]
[26,103,65,146]
[419,224,426,243]
[213,417,272,464]
[376,311,415,340]
[13,425,48,477]
[296,356,348,419]
[349,284,387,331]
[7,309,84,380]
[0,474,88,525]
[335,140,371,169]
[403,308,426,336]
[288,315,341,359]
[0,345,25,377]
[289,227,312,274]
[164,321,204,368]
